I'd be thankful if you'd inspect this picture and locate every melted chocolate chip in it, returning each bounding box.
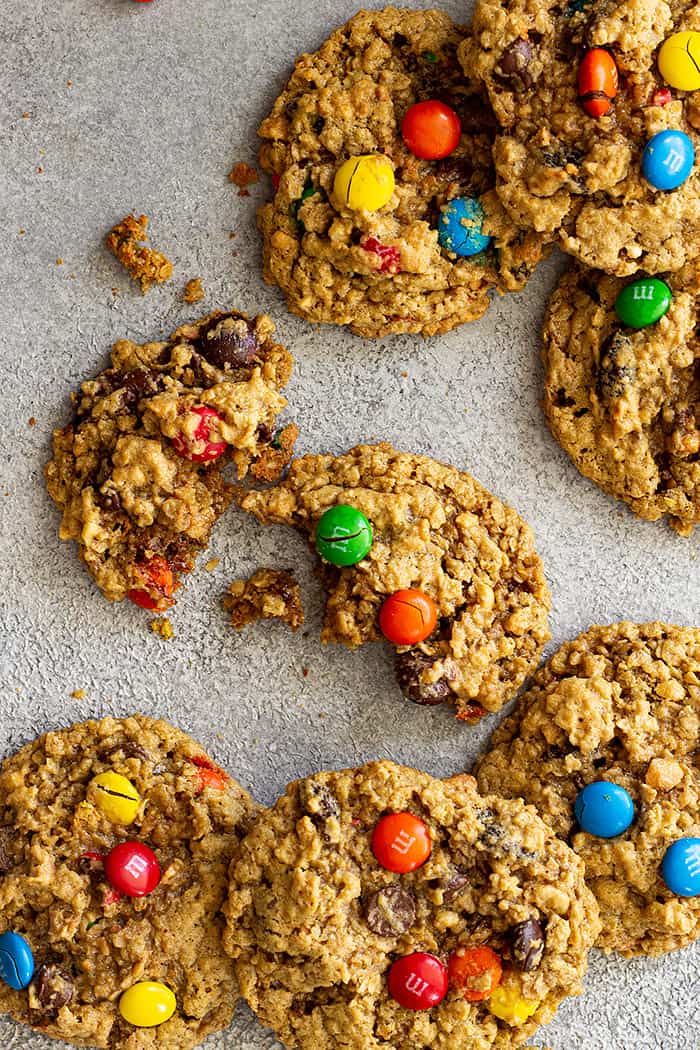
[597,331,636,401]
[364,884,417,937]
[442,869,470,902]
[497,39,534,90]
[511,918,546,971]
[197,315,261,370]
[395,650,451,706]
[120,368,164,406]
[33,965,74,1015]
[299,780,340,823]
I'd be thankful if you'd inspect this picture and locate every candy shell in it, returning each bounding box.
[489,978,539,1025]
[315,506,373,566]
[658,31,700,92]
[642,130,694,191]
[371,812,432,873]
[438,198,491,257]
[574,781,635,838]
[661,837,700,897]
[119,981,176,1027]
[0,932,34,990]
[388,953,448,1010]
[333,155,395,211]
[379,589,438,645]
[614,278,672,328]
[577,48,618,118]
[401,100,461,160]
[104,842,161,897]
[90,772,141,825]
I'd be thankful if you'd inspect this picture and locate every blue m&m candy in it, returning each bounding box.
[642,130,694,190]
[661,838,700,896]
[0,932,35,990]
[574,781,635,838]
[438,197,491,257]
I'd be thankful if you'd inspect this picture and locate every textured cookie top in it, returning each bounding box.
[257,7,546,338]
[223,760,599,1050]
[462,0,700,274]
[476,622,700,957]
[236,443,550,721]
[45,310,296,606]
[542,262,700,534]
[0,715,258,1049]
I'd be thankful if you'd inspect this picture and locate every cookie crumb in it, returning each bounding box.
[36,166,43,174]
[205,558,220,572]
[149,616,174,640]
[56,258,64,266]
[183,277,204,304]
[70,689,85,700]
[224,569,303,631]
[229,162,259,191]
[105,213,173,293]
[250,423,299,482]
[21,112,30,119]
[28,417,36,427]
[19,229,26,235]
[302,667,309,677]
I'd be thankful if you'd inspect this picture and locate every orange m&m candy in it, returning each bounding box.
[379,589,438,645]
[577,48,618,117]
[371,812,432,872]
[448,945,503,1002]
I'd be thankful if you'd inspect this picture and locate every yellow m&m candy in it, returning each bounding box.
[89,772,140,825]
[333,154,395,211]
[658,31,700,92]
[119,981,176,1027]
[489,980,539,1026]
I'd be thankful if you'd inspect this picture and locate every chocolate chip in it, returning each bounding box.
[120,368,163,405]
[121,742,150,761]
[364,884,417,937]
[197,315,260,370]
[395,650,451,706]
[33,965,74,1014]
[511,918,546,971]
[442,869,470,902]
[596,331,636,401]
[540,145,584,169]
[299,779,340,823]
[497,39,534,90]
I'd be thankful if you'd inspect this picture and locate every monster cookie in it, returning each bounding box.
[257,7,546,338]
[0,715,258,1048]
[476,622,700,957]
[45,310,298,610]
[542,261,700,534]
[462,0,700,275]
[235,443,551,721]
[223,760,599,1050]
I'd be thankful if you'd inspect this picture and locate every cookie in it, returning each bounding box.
[0,715,258,1048]
[223,760,599,1050]
[235,443,551,721]
[224,568,304,631]
[476,622,700,957]
[45,310,298,609]
[257,7,547,338]
[461,0,700,275]
[542,261,700,534]
[105,214,173,293]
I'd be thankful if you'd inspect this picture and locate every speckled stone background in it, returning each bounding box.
[1,0,699,1047]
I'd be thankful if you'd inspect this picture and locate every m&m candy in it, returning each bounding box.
[379,589,438,645]
[388,952,448,1010]
[401,100,461,160]
[104,842,161,897]
[577,48,619,118]
[0,932,34,990]
[315,506,373,566]
[642,130,694,191]
[438,198,491,257]
[448,945,502,1002]
[661,837,700,896]
[333,155,395,211]
[574,781,634,838]
[171,406,227,463]
[489,977,539,1025]
[90,772,141,825]
[614,278,672,328]
[658,31,700,92]
[127,555,175,611]
[371,812,431,872]
[119,981,176,1027]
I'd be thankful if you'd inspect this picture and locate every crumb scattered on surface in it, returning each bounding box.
[56,258,64,265]
[228,162,258,192]
[21,112,30,119]
[149,616,174,640]
[183,277,204,304]
[302,667,309,677]
[224,569,303,632]
[205,558,220,572]
[70,689,85,700]
[105,213,173,293]
[28,418,36,427]
[18,230,26,235]
[36,166,43,174]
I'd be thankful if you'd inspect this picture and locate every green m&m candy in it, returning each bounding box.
[315,505,373,566]
[614,278,672,329]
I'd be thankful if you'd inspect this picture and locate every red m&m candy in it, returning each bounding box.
[388,953,448,1010]
[171,406,227,462]
[127,555,175,611]
[379,589,438,645]
[104,842,161,897]
[401,100,461,160]
[577,48,618,118]
[372,812,431,872]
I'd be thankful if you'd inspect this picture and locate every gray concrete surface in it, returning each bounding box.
[0,0,698,1047]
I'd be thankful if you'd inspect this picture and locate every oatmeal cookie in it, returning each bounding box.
[462,0,700,275]
[0,715,258,1048]
[45,310,297,609]
[476,622,700,956]
[105,214,173,293]
[223,760,599,1050]
[224,568,304,631]
[235,443,551,721]
[257,7,547,338]
[542,261,700,534]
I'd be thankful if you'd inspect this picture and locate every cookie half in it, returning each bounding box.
[235,442,551,722]
[45,310,297,608]
[462,0,700,275]
[223,760,599,1050]
[258,7,547,338]
[542,262,700,534]
[476,622,700,957]
[0,715,258,1048]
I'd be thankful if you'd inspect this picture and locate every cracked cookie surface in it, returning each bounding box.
[223,760,599,1050]
[542,261,700,534]
[462,0,700,275]
[235,443,550,721]
[45,310,297,608]
[476,622,700,956]
[0,715,258,1049]
[258,7,546,338]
